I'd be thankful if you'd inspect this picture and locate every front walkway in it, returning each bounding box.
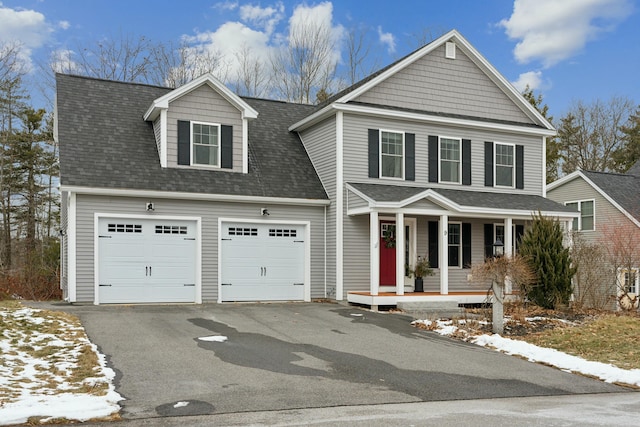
[347,290,489,308]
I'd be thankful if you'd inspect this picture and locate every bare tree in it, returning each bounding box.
[73,32,153,83]
[270,14,339,103]
[471,255,535,334]
[558,97,636,175]
[570,232,613,309]
[600,220,640,311]
[343,25,378,86]
[232,44,269,98]
[149,40,229,88]
[408,26,448,49]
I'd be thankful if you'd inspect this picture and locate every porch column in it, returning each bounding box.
[504,217,513,294]
[504,217,513,257]
[439,214,448,295]
[395,212,405,296]
[370,211,379,296]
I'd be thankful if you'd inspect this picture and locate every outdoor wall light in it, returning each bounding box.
[261,208,270,216]
[146,202,155,212]
[493,238,504,257]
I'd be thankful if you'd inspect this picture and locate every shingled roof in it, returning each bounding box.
[56,74,328,201]
[348,182,576,214]
[582,170,640,221]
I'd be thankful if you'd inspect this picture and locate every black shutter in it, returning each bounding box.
[484,141,493,187]
[428,135,438,182]
[220,125,233,169]
[428,221,439,268]
[462,139,471,185]
[515,224,525,252]
[405,133,415,181]
[462,223,472,268]
[368,129,379,178]
[516,145,524,189]
[484,223,494,259]
[177,120,190,165]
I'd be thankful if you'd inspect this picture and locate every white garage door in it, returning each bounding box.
[220,222,305,301]
[98,218,197,304]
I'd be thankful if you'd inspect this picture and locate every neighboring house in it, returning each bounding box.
[57,30,577,307]
[547,165,640,310]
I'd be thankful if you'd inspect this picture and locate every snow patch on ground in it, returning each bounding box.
[415,317,640,388]
[173,401,189,408]
[0,306,122,426]
[198,335,228,342]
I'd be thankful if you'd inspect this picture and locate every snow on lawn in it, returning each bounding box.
[414,319,640,388]
[0,303,122,425]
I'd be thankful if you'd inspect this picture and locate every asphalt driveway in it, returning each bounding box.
[38,302,626,420]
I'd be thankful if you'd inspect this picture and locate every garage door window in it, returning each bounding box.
[269,228,297,237]
[155,225,187,234]
[108,223,142,233]
[229,227,258,236]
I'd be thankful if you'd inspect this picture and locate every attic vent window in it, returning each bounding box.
[445,42,456,59]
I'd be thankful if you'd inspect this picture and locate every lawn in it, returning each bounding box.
[0,300,122,425]
[413,303,640,388]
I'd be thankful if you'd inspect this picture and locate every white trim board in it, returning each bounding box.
[62,185,330,206]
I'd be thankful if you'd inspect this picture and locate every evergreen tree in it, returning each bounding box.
[613,106,640,172]
[519,212,576,309]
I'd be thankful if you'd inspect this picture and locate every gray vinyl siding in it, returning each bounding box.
[153,117,162,159]
[60,191,68,299]
[166,85,243,171]
[73,194,326,303]
[343,113,544,196]
[347,190,368,210]
[341,215,499,295]
[404,198,443,211]
[354,44,533,125]
[547,176,633,244]
[299,118,337,296]
[547,176,635,310]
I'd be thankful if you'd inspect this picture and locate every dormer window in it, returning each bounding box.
[192,122,220,167]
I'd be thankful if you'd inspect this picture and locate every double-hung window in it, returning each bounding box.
[448,223,461,267]
[622,269,639,294]
[566,200,594,231]
[192,121,220,167]
[380,130,404,179]
[440,137,461,183]
[495,143,514,187]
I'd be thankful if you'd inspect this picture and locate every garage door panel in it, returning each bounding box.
[221,222,306,302]
[98,218,197,304]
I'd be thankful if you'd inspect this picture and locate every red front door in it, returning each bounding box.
[380,221,396,286]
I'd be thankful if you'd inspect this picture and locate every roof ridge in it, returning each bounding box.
[56,73,171,90]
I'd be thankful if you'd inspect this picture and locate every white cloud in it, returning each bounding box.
[0,4,55,71]
[499,0,633,68]
[377,26,395,54]
[512,70,543,92]
[239,2,284,34]
[58,20,70,30]
[49,48,80,74]
[213,1,238,11]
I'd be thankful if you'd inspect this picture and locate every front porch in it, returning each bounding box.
[347,290,489,308]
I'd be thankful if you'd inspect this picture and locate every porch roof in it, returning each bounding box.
[347,182,578,217]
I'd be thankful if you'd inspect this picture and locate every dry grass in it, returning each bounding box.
[520,313,640,370]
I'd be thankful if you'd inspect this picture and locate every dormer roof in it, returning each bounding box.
[143,73,259,122]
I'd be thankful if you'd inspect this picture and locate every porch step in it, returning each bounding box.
[397,300,463,318]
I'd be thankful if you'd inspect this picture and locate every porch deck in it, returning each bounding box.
[347,290,490,307]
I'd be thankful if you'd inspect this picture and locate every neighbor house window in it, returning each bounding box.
[566,200,594,231]
[448,223,461,267]
[495,143,514,187]
[192,122,220,166]
[621,268,638,294]
[380,130,404,178]
[440,137,461,183]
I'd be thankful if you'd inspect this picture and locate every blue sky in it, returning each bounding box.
[1,0,638,119]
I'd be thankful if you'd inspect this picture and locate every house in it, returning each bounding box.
[547,165,640,309]
[57,29,577,307]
